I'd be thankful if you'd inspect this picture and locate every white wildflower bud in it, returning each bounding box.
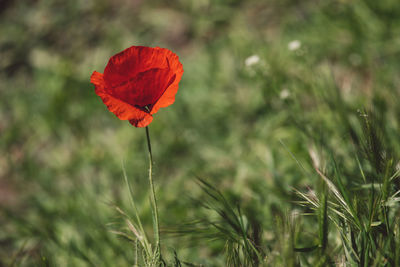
[288,40,301,51]
[245,55,260,66]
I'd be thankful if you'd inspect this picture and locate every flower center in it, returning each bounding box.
[135,104,152,113]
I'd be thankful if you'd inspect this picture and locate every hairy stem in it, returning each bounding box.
[145,126,161,255]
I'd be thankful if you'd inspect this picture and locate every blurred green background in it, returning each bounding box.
[1,0,400,266]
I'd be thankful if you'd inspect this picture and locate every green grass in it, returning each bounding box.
[1,0,400,266]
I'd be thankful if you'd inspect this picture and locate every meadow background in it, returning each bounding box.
[1,0,400,266]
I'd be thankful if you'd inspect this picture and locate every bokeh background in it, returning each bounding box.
[1,0,400,265]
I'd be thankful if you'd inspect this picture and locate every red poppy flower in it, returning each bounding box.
[90,46,184,127]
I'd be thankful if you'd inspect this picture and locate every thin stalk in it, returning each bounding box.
[145,126,161,255]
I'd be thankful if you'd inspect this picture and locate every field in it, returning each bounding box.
[1,0,400,266]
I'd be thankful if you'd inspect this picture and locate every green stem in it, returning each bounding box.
[145,126,161,255]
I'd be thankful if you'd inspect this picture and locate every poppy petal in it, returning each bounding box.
[129,116,153,127]
[90,71,104,86]
[90,71,153,127]
[103,46,173,89]
[151,53,184,114]
[108,67,175,109]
